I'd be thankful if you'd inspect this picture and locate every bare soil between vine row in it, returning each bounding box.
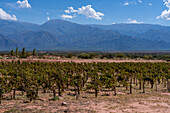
[0,85,170,113]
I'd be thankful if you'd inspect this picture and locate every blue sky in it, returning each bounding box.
[0,0,170,26]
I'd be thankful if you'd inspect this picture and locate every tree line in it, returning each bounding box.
[1,48,170,61]
[0,61,169,103]
[9,47,36,58]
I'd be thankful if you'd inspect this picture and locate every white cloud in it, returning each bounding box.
[64,10,70,14]
[68,7,78,13]
[63,5,104,20]
[61,14,74,19]
[123,0,143,6]
[17,0,31,8]
[0,8,17,21]
[138,0,142,3]
[78,5,104,20]
[127,19,144,24]
[64,7,77,14]
[47,17,50,21]
[158,0,170,20]
[156,16,160,19]
[164,0,170,8]
[159,9,170,20]
[149,3,152,6]
[124,2,129,6]
[129,20,143,24]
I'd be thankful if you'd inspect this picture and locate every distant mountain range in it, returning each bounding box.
[0,19,170,51]
[0,34,19,51]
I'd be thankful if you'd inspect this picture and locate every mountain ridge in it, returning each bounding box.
[0,34,20,51]
[0,19,169,51]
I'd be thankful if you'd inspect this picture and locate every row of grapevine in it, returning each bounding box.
[0,61,169,103]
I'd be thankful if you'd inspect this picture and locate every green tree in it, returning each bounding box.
[33,48,36,56]
[10,49,15,56]
[15,47,18,57]
[22,47,25,56]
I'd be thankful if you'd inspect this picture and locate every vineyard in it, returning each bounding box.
[0,61,170,112]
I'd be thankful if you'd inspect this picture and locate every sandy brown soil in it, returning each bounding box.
[0,58,169,63]
[0,85,170,113]
[0,92,170,113]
